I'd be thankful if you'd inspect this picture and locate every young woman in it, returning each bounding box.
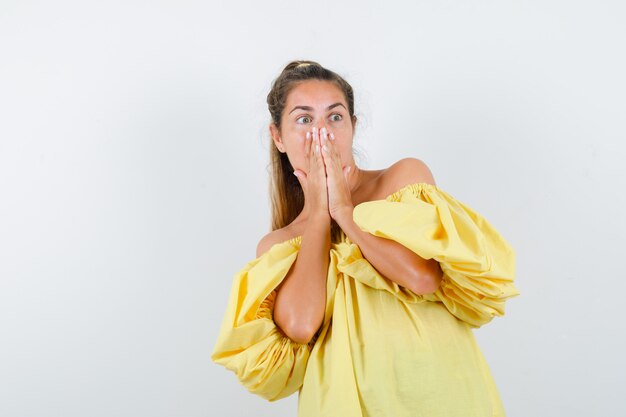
[211,60,520,417]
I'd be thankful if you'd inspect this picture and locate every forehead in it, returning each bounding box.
[286,80,346,106]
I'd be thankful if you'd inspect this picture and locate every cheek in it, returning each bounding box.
[333,138,351,154]
[283,133,307,154]
[335,122,353,135]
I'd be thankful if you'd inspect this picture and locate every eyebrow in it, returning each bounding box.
[289,102,346,114]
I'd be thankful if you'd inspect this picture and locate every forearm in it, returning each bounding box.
[274,213,330,344]
[336,207,443,295]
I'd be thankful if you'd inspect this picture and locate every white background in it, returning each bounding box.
[1,1,625,416]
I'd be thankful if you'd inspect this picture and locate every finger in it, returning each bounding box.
[320,127,330,165]
[305,130,311,153]
[313,126,320,154]
[310,127,319,164]
[312,127,319,158]
[328,132,341,168]
[313,128,327,179]
[326,134,347,185]
[294,164,309,190]
[321,128,337,169]
[323,134,351,190]
[312,127,320,156]
[305,130,312,173]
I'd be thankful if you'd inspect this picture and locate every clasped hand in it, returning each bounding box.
[292,126,354,222]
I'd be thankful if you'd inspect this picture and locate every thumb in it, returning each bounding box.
[293,169,306,185]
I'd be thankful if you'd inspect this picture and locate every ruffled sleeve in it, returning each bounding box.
[210,238,317,401]
[352,182,520,328]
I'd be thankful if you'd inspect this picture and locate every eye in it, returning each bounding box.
[330,113,343,122]
[296,115,312,124]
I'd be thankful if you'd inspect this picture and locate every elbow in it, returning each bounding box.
[275,315,317,344]
[274,300,319,344]
[409,262,443,295]
[273,292,323,345]
[281,322,316,345]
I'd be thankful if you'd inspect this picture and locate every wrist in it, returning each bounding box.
[308,211,332,225]
[332,205,355,226]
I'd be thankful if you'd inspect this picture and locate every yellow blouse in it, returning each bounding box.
[211,182,520,417]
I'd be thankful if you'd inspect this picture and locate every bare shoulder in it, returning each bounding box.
[255,227,297,258]
[382,157,437,191]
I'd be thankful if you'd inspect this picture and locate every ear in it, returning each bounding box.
[352,115,357,127]
[269,123,285,153]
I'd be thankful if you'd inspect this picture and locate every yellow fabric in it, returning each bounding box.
[211,182,520,416]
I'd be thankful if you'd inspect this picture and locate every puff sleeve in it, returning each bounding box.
[352,182,520,328]
[210,238,317,401]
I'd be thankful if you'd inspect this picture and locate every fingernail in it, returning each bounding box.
[330,132,335,140]
[306,131,310,139]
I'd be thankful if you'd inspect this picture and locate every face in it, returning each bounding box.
[270,80,356,173]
